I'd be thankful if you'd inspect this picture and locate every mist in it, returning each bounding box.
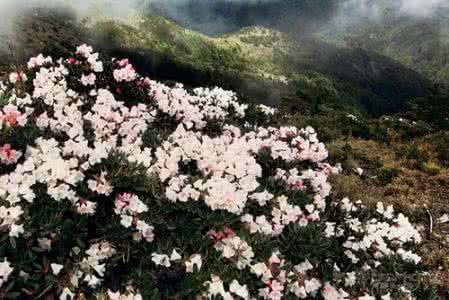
[149,0,449,37]
[0,0,448,39]
[0,0,146,39]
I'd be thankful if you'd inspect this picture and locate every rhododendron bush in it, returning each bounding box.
[0,46,435,299]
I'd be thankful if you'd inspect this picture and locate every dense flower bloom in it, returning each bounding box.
[0,46,427,299]
[114,64,137,82]
[27,54,53,69]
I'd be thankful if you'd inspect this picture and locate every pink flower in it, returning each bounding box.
[207,226,236,241]
[113,64,137,82]
[0,144,19,164]
[321,282,349,300]
[2,105,26,127]
[9,72,27,84]
[115,193,132,212]
[66,58,81,65]
[81,73,96,86]
[117,59,129,67]
[76,44,93,57]
[87,172,113,195]
[27,54,52,69]
[143,226,154,242]
[77,199,97,215]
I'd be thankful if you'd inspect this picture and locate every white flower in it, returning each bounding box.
[114,64,137,82]
[250,262,268,277]
[229,280,249,299]
[9,223,24,237]
[381,294,391,300]
[60,287,75,300]
[358,295,376,300]
[0,259,13,287]
[344,272,356,287]
[151,253,171,267]
[170,249,182,261]
[257,104,276,116]
[185,254,202,273]
[51,263,64,275]
[120,215,133,228]
[214,236,254,269]
[204,275,233,300]
[38,238,52,251]
[77,200,97,215]
[294,259,314,274]
[305,278,322,294]
[84,274,101,287]
[81,73,96,86]
[9,72,27,84]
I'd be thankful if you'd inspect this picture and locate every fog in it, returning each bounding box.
[147,0,449,35]
[0,0,448,38]
[0,0,145,37]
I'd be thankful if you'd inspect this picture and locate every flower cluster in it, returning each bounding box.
[0,46,430,299]
[78,241,116,288]
[27,54,53,69]
[257,104,277,116]
[327,199,422,265]
[204,275,250,300]
[108,286,143,300]
[151,249,202,273]
[210,228,255,270]
[0,104,29,128]
[75,44,104,72]
[149,81,247,129]
[113,59,137,82]
[115,193,154,242]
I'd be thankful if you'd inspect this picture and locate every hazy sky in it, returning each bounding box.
[0,0,447,38]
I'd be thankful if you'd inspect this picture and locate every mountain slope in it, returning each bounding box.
[318,15,449,83]
[0,7,433,115]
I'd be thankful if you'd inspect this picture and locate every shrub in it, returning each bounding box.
[431,131,449,165]
[377,168,401,185]
[0,46,434,299]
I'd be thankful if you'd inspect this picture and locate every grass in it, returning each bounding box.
[327,137,449,293]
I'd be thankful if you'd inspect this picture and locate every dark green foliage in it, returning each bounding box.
[430,131,449,165]
[396,145,429,161]
[0,95,7,106]
[408,84,449,130]
[142,128,163,149]
[413,283,439,300]
[279,223,342,268]
[377,168,401,185]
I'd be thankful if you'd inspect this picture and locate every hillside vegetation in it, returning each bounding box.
[319,14,449,84]
[0,7,448,296]
[0,41,439,300]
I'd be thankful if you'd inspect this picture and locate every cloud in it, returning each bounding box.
[399,0,449,16]
[338,0,449,20]
[0,0,145,35]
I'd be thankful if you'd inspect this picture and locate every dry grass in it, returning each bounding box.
[331,137,449,294]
